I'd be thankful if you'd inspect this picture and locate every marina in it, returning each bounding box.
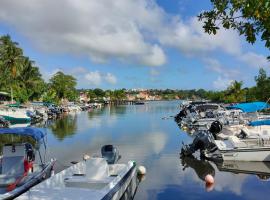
[0,101,267,199]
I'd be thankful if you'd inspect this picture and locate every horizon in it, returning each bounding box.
[0,0,269,90]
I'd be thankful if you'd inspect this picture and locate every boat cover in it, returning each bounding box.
[249,119,270,126]
[227,102,270,113]
[0,128,45,141]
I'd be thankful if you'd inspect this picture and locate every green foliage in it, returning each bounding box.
[199,0,270,59]
[49,71,77,101]
[0,35,45,102]
[224,80,245,103]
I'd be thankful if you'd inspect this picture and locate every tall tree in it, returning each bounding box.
[199,0,270,59]
[49,71,77,101]
[255,68,270,101]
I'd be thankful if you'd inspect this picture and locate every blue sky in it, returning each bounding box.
[0,0,269,90]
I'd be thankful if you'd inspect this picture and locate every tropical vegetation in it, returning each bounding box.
[199,0,270,59]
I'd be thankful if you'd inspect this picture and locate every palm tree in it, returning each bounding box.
[0,35,23,102]
[226,81,245,102]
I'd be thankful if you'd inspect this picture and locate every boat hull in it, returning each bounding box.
[220,148,270,161]
[2,116,31,123]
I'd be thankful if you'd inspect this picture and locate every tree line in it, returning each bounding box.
[1,34,270,104]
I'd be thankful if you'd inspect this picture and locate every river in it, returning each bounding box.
[40,101,270,200]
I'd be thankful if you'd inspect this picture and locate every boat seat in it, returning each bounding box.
[0,145,26,186]
[85,158,109,180]
[228,136,247,148]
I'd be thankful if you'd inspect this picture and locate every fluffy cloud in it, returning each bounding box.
[0,0,267,73]
[0,0,166,66]
[204,58,240,79]
[42,67,117,87]
[104,73,117,85]
[83,70,118,86]
[158,17,242,56]
[85,71,102,86]
[239,52,270,68]
[213,76,234,90]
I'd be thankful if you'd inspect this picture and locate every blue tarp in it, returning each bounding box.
[0,127,46,141]
[227,102,270,113]
[249,120,270,126]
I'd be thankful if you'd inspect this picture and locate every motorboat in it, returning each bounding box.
[206,135,270,161]
[17,156,139,200]
[0,128,55,199]
[0,108,31,123]
[181,122,270,161]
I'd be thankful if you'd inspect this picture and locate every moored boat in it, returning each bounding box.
[0,128,55,199]
[17,156,139,200]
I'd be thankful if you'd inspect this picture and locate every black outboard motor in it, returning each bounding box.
[175,108,188,122]
[101,145,120,164]
[208,121,222,139]
[181,131,217,157]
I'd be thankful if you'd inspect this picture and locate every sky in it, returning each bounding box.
[0,0,269,90]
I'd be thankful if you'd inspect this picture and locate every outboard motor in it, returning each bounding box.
[175,108,188,121]
[208,121,222,139]
[101,145,120,164]
[181,131,217,157]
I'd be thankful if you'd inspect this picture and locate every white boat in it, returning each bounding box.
[208,135,270,161]
[0,108,31,123]
[17,157,138,200]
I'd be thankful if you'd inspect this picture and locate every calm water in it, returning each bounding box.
[38,101,270,200]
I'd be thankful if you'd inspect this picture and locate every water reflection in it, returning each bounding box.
[49,114,77,140]
[181,156,215,191]
[215,160,270,181]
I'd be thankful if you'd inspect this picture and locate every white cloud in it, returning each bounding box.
[239,52,270,68]
[158,17,242,56]
[213,76,234,90]
[0,0,166,66]
[104,73,117,85]
[0,0,267,73]
[204,58,240,78]
[85,71,102,86]
[43,67,117,87]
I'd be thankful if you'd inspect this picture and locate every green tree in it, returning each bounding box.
[224,80,245,103]
[198,0,270,59]
[49,71,77,101]
[0,35,45,103]
[255,68,270,101]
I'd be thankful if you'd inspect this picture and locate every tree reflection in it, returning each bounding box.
[50,114,77,140]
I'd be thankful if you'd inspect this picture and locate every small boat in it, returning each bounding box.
[134,101,145,105]
[18,156,139,200]
[0,128,55,199]
[207,136,270,161]
[0,108,31,123]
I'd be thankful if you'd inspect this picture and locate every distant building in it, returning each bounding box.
[79,92,90,103]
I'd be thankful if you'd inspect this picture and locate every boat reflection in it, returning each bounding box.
[215,160,270,181]
[181,155,215,191]
[180,155,270,192]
